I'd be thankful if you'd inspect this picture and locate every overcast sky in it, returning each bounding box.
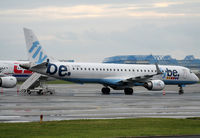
[0,0,200,62]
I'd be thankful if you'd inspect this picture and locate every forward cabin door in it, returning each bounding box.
[182,69,188,79]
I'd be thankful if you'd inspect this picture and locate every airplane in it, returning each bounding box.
[20,28,199,95]
[0,60,56,91]
[0,61,32,88]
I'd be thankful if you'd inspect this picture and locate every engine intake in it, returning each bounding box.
[0,76,17,88]
[144,80,165,91]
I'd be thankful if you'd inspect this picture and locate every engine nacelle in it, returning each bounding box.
[0,76,17,88]
[144,80,165,91]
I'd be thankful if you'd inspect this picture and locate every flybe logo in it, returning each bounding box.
[29,41,47,64]
[46,63,71,77]
[162,68,179,80]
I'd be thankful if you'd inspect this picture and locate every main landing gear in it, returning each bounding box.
[178,85,184,95]
[124,88,133,95]
[101,87,110,95]
[101,87,133,95]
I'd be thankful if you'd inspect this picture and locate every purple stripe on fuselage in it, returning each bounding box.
[12,74,31,78]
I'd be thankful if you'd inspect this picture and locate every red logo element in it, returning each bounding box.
[14,63,32,74]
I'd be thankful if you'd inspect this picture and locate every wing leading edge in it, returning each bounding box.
[117,63,162,85]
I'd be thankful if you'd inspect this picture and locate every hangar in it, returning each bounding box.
[103,55,200,77]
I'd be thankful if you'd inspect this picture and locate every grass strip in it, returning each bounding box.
[47,80,74,84]
[0,118,200,138]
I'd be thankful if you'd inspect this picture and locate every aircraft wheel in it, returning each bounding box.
[27,90,31,95]
[101,87,110,95]
[37,90,43,95]
[124,88,133,95]
[49,91,53,95]
[179,89,184,95]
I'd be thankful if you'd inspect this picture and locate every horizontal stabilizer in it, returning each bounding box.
[31,62,48,70]
[20,62,48,71]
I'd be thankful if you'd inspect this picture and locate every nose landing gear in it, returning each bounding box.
[178,85,184,95]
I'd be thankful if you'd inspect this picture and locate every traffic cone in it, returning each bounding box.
[163,90,166,95]
[40,114,43,123]
[17,86,19,95]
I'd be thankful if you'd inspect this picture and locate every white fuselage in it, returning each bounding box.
[32,62,199,88]
[0,61,32,81]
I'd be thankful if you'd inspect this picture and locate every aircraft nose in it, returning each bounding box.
[194,74,199,82]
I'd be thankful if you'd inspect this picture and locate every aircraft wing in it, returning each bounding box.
[0,73,6,77]
[0,68,7,77]
[0,72,13,77]
[118,63,162,84]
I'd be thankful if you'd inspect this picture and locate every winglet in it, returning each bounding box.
[155,63,162,75]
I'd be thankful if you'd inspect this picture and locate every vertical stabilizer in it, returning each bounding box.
[23,28,50,65]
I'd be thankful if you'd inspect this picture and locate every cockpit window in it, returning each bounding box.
[189,70,192,73]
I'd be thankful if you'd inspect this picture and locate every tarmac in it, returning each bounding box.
[0,84,200,122]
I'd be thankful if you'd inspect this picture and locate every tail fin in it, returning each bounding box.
[23,28,51,65]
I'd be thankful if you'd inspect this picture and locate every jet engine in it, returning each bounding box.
[0,76,17,88]
[144,80,165,91]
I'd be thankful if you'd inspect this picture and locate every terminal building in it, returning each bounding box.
[103,55,200,75]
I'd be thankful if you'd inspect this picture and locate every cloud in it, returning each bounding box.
[153,2,184,8]
[0,3,193,22]
[0,0,200,61]
[128,12,185,17]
